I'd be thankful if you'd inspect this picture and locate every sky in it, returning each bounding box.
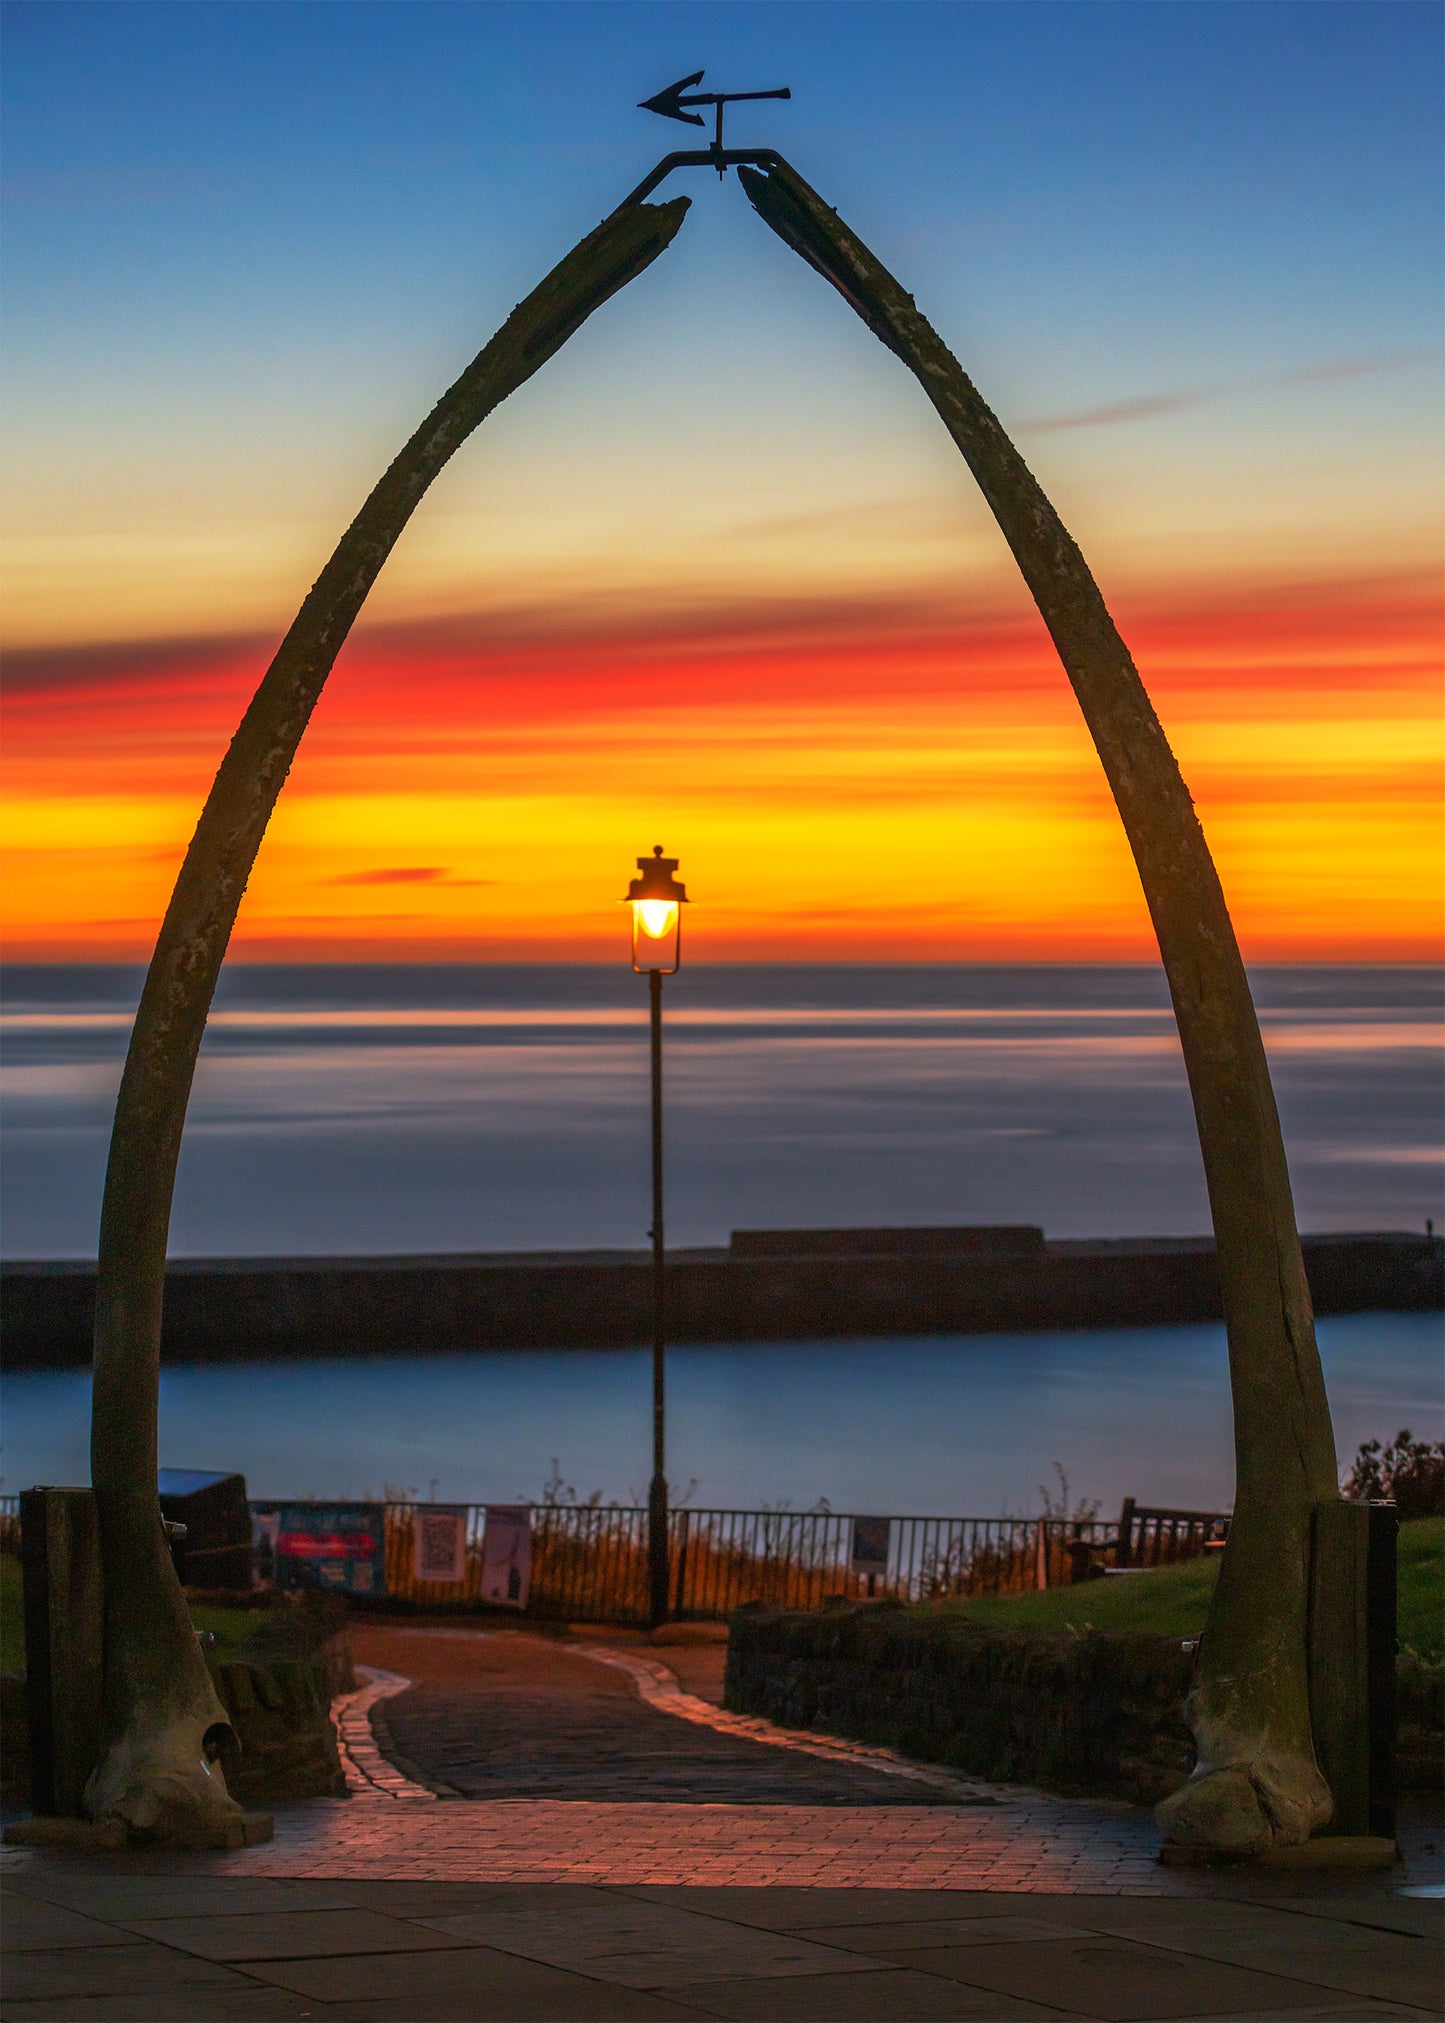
[2,0,1441,963]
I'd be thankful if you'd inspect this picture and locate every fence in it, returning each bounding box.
[282,1500,1224,1623]
[0,1493,1229,1625]
[1115,1498,1230,1568]
[529,1507,1126,1621]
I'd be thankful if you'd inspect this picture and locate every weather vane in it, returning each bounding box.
[638,69,791,179]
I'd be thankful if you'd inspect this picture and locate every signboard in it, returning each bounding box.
[480,1504,532,1608]
[850,1515,891,1579]
[413,1506,469,1585]
[271,1502,386,1596]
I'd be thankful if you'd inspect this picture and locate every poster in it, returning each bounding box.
[850,1515,891,1578]
[272,1502,386,1596]
[480,1504,532,1608]
[413,1505,469,1585]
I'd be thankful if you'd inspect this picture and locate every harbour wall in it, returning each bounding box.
[2,1228,1440,1368]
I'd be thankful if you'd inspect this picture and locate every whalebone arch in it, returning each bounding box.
[90,161,1336,1858]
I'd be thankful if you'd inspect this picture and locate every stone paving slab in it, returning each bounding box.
[859,1934,1390,2019]
[124,1905,479,1962]
[654,1965,1074,2019]
[235,1941,705,2017]
[408,1894,888,1986]
[1,1936,266,2005]
[789,1910,1103,1948]
[2,1874,1439,2022]
[0,1894,138,1951]
[1,1991,326,2022]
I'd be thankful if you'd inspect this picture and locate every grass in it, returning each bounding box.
[187,1600,264,1662]
[0,1557,21,1674]
[925,1551,1223,1640]
[924,1516,1443,1658]
[0,1556,263,1676]
[1398,1516,1444,1660]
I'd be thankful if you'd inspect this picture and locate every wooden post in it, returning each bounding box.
[672,1507,691,1618]
[21,1488,104,1817]
[1309,1500,1398,1840]
[1365,1501,1398,1841]
[1308,1500,1369,1834]
[1115,1497,1137,1569]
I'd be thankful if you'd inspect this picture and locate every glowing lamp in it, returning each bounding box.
[624,845,689,974]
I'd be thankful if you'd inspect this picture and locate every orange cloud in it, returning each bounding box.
[2,569,1439,963]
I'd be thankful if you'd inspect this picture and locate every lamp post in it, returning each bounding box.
[623,844,689,1628]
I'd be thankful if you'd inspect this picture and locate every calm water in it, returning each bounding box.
[2,963,1440,1511]
[2,963,1440,1256]
[2,1317,1439,1517]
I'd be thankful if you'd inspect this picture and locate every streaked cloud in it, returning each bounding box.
[1022,351,1432,433]
[328,867,448,886]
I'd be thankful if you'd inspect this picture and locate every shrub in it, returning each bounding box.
[1342,1431,1445,1519]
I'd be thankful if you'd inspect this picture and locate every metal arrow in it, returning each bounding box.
[638,70,791,170]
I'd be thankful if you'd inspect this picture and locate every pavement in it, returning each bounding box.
[3,1623,1441,2022]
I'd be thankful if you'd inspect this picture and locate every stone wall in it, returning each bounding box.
[724,1601,1196,1805]
[726,1601,1445,1802]
[209,1655,348,1803]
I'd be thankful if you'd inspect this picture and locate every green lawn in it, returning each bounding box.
[0,1557,21,1674]
[1398,1516,1444,1659]
[1,1556,260,1675]
[925,1516,1442,1657]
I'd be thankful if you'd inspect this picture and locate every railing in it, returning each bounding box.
[0,1492,1230,1623]
[370,1502,1208,1622]
[368,1504,1130,1619]
[1115,1498,1230,1568]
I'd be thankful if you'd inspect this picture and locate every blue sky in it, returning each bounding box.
[5,1,1438,405]
[2,2,1441,963]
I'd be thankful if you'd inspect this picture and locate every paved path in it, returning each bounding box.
[3,1624,1440,2019]
[363,1629,985,1805]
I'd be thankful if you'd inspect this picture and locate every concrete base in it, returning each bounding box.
[1160,1834,1399,1870]
[2,1817,126,1850]
[4,1811,274,1850]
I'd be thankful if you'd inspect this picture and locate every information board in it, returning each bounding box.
[413,1506,469,1585]
[480,1504,532,1608]
[269,1502,387,1596]
[850,1515,891,1579]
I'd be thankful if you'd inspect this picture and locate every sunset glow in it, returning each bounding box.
[2,4,1440,966]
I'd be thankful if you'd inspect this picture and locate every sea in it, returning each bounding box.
[2,962,1440,1516]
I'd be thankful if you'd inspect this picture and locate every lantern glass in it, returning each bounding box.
[631,899,681,973]
[636,899,678,941]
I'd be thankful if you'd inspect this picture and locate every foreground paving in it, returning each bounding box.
[3,1628,1439,2019]
[4,1868,1440,2021]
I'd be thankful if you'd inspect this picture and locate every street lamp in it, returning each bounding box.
[623,845,689,1626]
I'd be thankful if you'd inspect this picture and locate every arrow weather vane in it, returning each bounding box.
[639,70,791,174]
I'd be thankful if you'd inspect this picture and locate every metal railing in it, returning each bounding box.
[373,1502,1212,1622]
[0,1492,1230,1624]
